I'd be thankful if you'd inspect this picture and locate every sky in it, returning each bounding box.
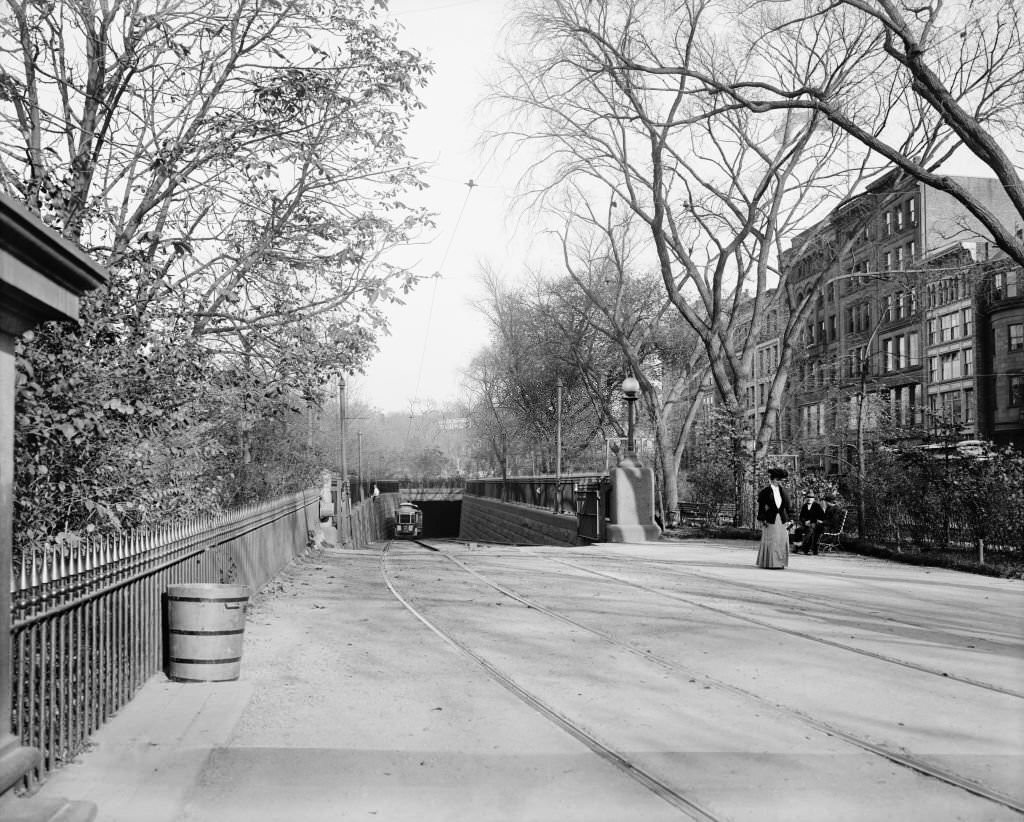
[348,0,1008,416]
[348,0,525,415]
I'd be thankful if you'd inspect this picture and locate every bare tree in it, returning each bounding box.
[2,0,434,541]
[543,195,709,520]
[490,0,869,469]
[466,265,624,478]
[0,0,432,367]
[562,0,1024,266]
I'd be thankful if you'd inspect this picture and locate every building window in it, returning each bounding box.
[908,331,920,365]
[884,251,892,271]
[895,207,904,232]
[1010,323,1024,351]
[939,351,961,381]
[907,241,916,262]
[930,390,964,426]
[909,198,917,226]
[938,311,960,342]
[885,211,893,236]
[848,346,866,378]
[932,276,963,307]
[1010,375,1024,408]
[883,333,917,371]
[993,270,1020,300]
[889,384,920,427]
[962,309,973,339]
[963,346,973,376]
[856,303,871,332]
[964,387,975,423]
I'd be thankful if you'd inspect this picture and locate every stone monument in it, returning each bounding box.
[605,376,661,543]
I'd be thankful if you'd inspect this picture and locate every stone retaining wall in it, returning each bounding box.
[459,495,581,546]
[348,493,400,548]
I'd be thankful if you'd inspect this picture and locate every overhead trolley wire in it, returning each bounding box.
[405,177,479,445]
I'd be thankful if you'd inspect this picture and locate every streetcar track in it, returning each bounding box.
[404,539,1024,816]
[497,550,1021,655]
[504,546,1024,700]
[457,543,1020,643]
[380,541,721,822]
[563,550,1020,631]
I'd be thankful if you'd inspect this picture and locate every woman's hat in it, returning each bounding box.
[767,467,788,479]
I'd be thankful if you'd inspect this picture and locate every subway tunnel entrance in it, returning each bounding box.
[414,500,462,539]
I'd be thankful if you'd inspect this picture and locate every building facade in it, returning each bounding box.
[777,173,1024,475]
[977,263,1024,448]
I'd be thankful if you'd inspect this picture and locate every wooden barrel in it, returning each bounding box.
[166,583,250,682]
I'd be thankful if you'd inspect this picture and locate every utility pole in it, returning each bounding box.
[555,376,563,512]
[338,376,350,547]
[357,431,363,503]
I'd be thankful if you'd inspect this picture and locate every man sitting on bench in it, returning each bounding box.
[819,493,846,551]
[795,492,825,555]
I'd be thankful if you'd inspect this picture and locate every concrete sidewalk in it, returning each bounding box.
[28,546,683,822]
[24,539,1024,821]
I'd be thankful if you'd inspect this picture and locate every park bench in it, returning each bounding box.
[677,501,711,526]
[818,510,848,552]
[714,503,737,526]
[677,501,737,527]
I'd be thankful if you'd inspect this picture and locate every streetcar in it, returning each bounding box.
[394,501,424,538]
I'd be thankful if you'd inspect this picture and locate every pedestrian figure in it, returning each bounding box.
[756,467,793,569]
[796,492,825,555]
[821,493,845,537]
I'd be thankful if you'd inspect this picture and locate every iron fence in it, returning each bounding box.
[10,488,319,782]
[860,506,1024,556]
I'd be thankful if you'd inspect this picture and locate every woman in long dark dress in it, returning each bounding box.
[756,467,793,569]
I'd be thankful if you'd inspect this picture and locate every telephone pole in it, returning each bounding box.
[338,376,350,547]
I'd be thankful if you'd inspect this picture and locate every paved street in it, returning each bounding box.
[32,539,1024,822]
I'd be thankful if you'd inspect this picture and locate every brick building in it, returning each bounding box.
[977,262,1024,448]
[773,172,1024,475]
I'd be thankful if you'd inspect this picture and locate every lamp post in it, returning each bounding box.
[621,375,640,459]
[606,372,660,542]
